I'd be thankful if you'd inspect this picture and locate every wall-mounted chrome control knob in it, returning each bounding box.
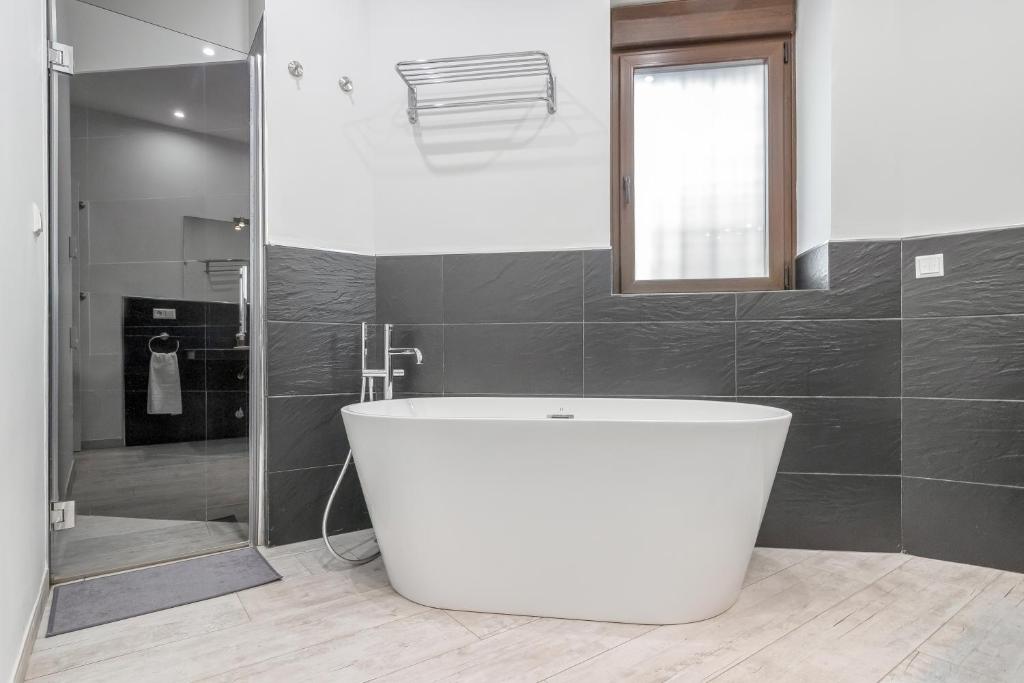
[339,76,354,92]
[287,60,303,78]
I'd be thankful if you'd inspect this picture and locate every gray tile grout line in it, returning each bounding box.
[777,472,901,478]
[268,463,343,475]
[440,254,446,397]
[581,251,586,397]
[267,393,360,399]
[901,475,1024,491]
[899,238,905,551]
[734,297,739,397]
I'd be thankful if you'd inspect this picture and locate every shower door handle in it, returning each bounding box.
[236,265,249,348]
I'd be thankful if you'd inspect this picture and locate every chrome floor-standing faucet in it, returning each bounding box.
[323,322,424,564]
[361,323,423,400]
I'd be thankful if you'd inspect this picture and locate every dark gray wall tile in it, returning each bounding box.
[267,395,358,472]
[444,324,583,395]
[795,243,829,290]
[737,242,901,320]
[124,391,206,446]
[903,226,1024,318]
[903,399,1024,487]
[266,246,375,323]
[267,322,363,396]
[583,250,736,322]
[376,255,443,324]
[584,322,735,396]
[754,397,900,475]
[266,465,370,546]
[757,474,901,551]
[738,320,901,397]
[381,324,444,395]
[903,478,1024,573]
[444,251,583,323]
[205,391,249,440]
[903,316,1024,400]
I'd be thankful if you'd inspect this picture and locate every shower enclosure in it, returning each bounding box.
[47,0,265,581]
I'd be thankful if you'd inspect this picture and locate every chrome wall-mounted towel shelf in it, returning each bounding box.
[395,50,556,124]
[200,258,249,274]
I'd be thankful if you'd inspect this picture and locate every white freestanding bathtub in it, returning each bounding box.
[341,397,791,625]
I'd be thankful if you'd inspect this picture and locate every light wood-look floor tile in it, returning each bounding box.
[710,558,1000,682]
[26,535,1024,683]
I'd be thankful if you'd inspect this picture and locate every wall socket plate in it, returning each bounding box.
[915,254,944,278]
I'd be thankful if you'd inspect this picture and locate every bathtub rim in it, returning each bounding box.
[341,396,792,425]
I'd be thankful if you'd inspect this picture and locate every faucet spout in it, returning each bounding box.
[389,347,424,365]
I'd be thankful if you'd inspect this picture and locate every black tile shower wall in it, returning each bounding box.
[756,473,902,552]
[269,224,1024,570]
[265,245,376,546]
[736,241,902,552]
[900,225,1024,573]
[122,297,249,447]
[583,322,735,396]
[376,241,904,553]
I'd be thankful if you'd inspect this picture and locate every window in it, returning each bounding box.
[612,1,795,293]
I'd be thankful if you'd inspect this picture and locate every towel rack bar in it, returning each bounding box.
[416,95,553,112]
[404,70,551,86]
[396,50,556,124]
[400,59,549,75]
[399,49,549,66]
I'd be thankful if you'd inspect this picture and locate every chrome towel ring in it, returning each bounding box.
[148,332,180,354]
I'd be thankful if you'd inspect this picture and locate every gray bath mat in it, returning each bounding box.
[47,548,280,636]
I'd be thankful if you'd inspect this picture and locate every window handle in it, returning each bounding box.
[621,175,632,205]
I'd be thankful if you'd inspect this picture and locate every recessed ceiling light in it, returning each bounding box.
[202,46,216,57]
[173,110,185,119]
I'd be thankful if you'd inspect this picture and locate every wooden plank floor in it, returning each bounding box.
[27,532,1024,682]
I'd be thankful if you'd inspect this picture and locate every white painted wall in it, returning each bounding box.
[366,0,611,255]
[262,0,375,254]
[261,0,609,255]
[262,0,1024,254]
[0,0,50,679]
[795,0,832,253]
[829,0,1024,241]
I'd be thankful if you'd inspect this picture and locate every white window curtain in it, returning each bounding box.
[633,61,768,281]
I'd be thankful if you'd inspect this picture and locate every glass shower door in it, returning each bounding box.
[48,0,258,581]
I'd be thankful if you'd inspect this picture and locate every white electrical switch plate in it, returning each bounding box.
[915,254,944,278]
[152,308,177,320]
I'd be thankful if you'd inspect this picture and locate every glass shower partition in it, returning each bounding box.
[48,0,260,581]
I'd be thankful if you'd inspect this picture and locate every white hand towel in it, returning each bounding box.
[147,351,183,415]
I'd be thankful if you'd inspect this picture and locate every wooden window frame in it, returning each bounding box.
[611,1,795,294]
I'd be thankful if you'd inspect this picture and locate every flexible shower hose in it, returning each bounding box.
[322,375,382,564]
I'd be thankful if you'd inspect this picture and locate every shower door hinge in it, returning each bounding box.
[50,500,76,531]
[783,41,790,64]
[48,41,74,74]
[784,265,792,289]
